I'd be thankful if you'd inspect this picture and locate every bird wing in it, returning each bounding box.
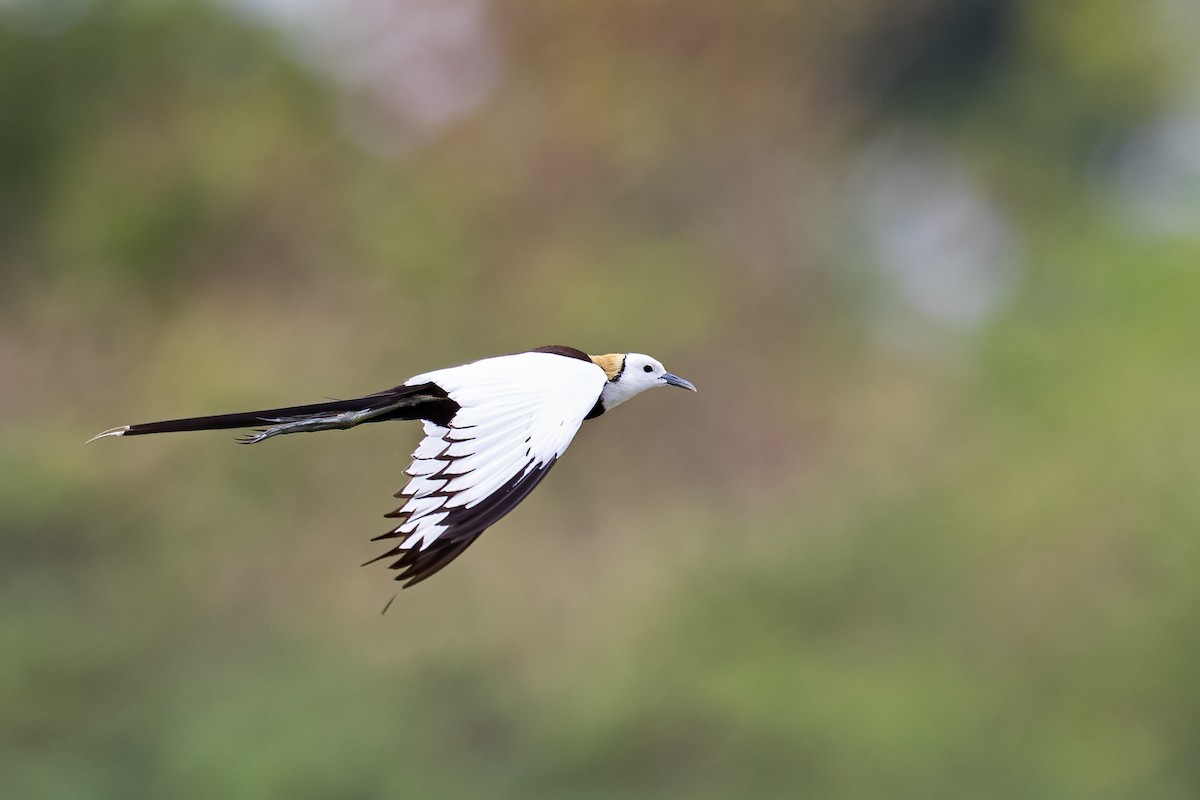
[368,352,607,587]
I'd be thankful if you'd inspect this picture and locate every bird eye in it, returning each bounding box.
[643,365,654,373]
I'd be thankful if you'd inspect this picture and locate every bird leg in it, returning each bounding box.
[236,405,400,444]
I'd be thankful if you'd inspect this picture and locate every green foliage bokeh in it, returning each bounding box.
[3,1,1200,798]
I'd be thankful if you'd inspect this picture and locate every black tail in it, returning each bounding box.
[91,382,458,441]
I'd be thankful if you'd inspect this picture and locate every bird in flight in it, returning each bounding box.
[92,346,696,587]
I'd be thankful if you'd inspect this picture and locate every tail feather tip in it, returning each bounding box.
[87,425,129,443]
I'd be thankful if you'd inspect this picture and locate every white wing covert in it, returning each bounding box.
[368,352,606,587]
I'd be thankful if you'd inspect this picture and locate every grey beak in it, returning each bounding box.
[661,372,697,392]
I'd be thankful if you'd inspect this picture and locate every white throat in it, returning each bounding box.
[599,378,650,412]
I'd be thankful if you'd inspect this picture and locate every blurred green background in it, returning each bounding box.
[4,0,1200,797]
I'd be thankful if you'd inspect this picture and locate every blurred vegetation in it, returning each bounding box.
[3,0,1200,797]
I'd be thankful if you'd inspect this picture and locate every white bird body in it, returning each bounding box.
[92,346,696,587]
[389,351,605,552]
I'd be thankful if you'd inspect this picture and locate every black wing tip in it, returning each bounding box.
[367,460,561,588]
[392,545,467,588]
[359,530,477,589]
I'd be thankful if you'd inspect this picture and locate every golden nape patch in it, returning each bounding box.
[589,353,625,381]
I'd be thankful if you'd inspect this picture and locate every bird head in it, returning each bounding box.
[591,352,697,412]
